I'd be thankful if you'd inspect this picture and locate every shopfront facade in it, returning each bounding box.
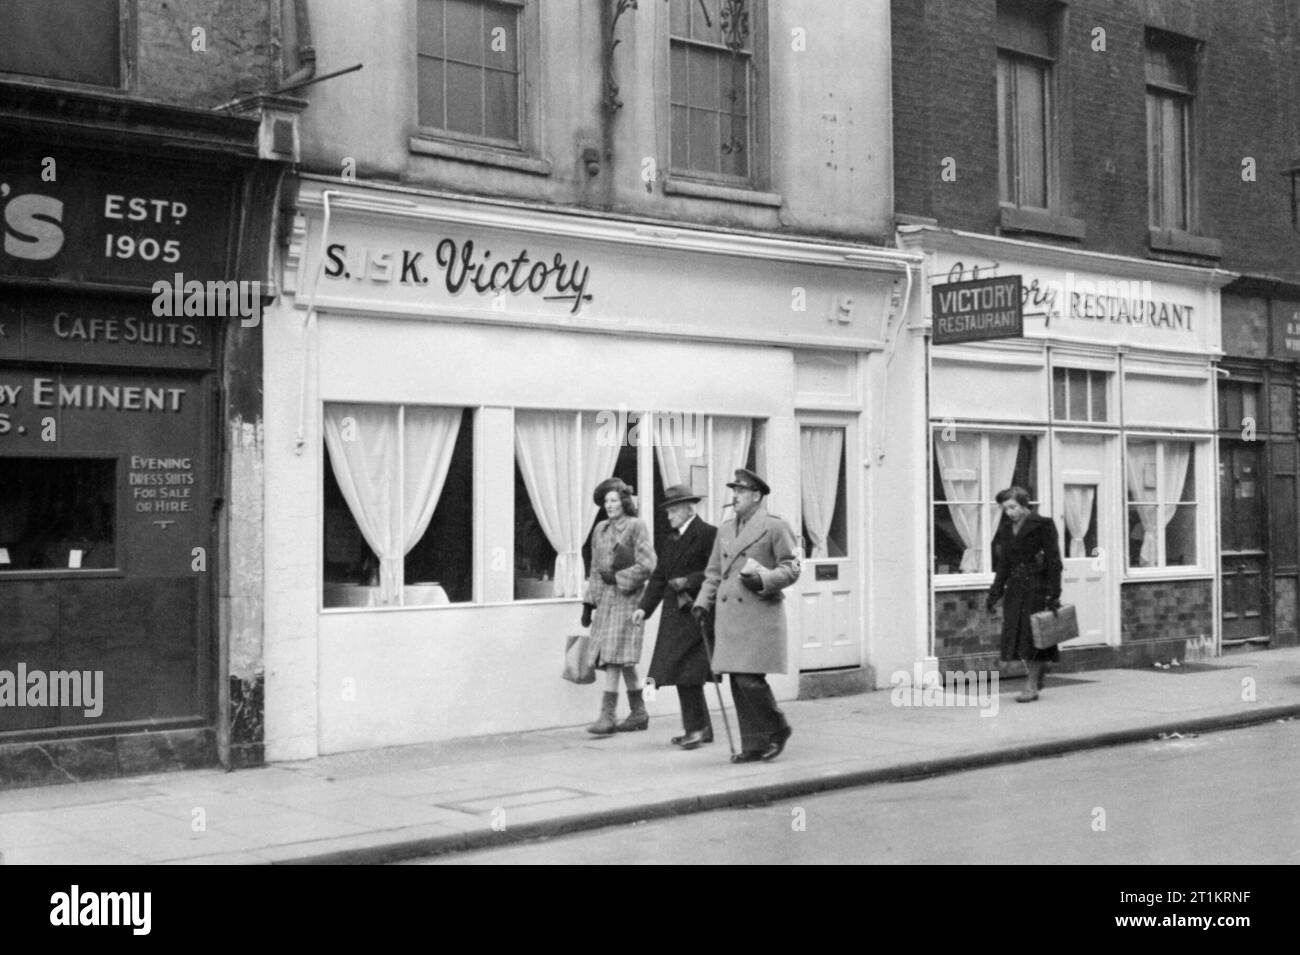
[0,93,290,784]
[262,178,926,760]
[902,226,1234,673]
[1216,279,1300,650]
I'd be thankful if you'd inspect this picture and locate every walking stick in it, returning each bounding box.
[696,612,737,756]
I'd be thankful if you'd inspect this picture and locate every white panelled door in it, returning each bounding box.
[1054,433,1118,646]
[796,417,861,670]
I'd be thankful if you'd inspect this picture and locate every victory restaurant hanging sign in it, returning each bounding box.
[931,274,1024,345]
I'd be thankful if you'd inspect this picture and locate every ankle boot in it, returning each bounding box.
[615,689,649,731]
[1016,662,1041,703]
[587,691,618,734]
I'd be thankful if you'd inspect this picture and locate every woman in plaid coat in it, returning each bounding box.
[581,478,656,735]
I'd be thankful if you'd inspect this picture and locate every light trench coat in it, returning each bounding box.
[586,515,656,666]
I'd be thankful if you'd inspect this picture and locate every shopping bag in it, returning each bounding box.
[562,633,596,684]
[1030,604,1078,649]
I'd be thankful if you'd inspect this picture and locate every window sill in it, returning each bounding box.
[999,206,1086,241]
[1148,228,1222,259]
[408,135,552,176]
[934,575,995,590]
[662,175,783,208]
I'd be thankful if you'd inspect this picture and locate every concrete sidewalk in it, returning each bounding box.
[2,648,1298,865]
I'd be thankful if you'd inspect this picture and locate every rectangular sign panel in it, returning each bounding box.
[0,144,237,291]
[932,274,1024,345]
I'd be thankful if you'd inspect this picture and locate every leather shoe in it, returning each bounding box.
[730,751,763,763]
[673,729,714,750]
[761,725,793,761]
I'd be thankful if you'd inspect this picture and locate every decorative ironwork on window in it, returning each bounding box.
[720,0,750,53]
[603,0,638,114]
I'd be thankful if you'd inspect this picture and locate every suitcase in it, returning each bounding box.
[1030,603,1079,649]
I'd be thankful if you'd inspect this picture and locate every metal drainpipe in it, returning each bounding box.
[279,0,317,90]
[295,188,337,454]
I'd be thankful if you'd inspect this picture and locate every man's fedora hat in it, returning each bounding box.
[726,468,770,496]
[660,484,703,509]
[592,477,633,507]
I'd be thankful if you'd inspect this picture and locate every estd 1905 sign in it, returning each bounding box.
[0,146,237,291]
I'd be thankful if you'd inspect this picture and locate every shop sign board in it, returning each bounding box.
[932,275,1024,344]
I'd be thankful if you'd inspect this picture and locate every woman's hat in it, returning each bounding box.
[659,484,703,509]
[593,477,632,507]
[726,468,770,496]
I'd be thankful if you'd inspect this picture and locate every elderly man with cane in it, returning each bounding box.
[632,485,718,749]
[692,469,801,763]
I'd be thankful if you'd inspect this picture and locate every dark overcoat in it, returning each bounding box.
[988,512,1063,662]
[694,505,801,674]
[641,516,718,687]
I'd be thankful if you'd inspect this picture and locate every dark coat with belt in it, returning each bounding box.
[641,516,718,686]
[694,504,801,674]
[987,512,1063,662]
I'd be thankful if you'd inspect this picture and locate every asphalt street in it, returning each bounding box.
[405,720,1300,864]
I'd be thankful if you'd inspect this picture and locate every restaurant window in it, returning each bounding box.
[669,0,760,182]
[1053,367,1110,423]
[933,430,1039,576]
[649,413,760,541]
[1126,440,1198,568]
[1146,30,1198,232]
[0,458,116,571]
[417,0,523,144]
[0,0,121,88]
[322,404,473,608]
[997,0,1057,210]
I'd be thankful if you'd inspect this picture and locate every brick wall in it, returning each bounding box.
[1120,578,1214,643]
[891,0,1300,277]
[934,588,1000,657]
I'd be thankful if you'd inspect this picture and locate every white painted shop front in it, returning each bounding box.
[902,226,1235,666]
[260,178,926,759]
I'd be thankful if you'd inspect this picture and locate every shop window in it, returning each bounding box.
[1146,30,1198,232]
[669,0,762,183]
[322,404,473,608]
[800,426,848,559]
[648,412,758,536]
[0,458,116,571]
[515,409,625,601]
[1271,442,1298,569]
[417,0,522,144]
[1269,382,1294,435]
[1052,367,1109,423]
[1126,440,1198,568]
[1218,380,1262,434]
[997,0,1057,210]
[933,430,1039,576]
[0,0,121,88]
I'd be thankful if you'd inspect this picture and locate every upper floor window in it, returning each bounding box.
[0,0,121,87]
[417,0,522,145]
[1053,367,1110,423]
[669,0,756,182]
[1146,30,1198,232]
[996,0,1057,210]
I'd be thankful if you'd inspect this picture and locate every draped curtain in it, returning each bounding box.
[799,428,844,559]
[934,433,982,574]
[1159,442,1193,561]
[656,416,751,524]
[324,403,462,605]
[1063,485,1096,558]
[1125,442,1159,567]
[515,410,619,598]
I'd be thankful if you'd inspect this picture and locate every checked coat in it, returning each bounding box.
[586,515,656,666]
[641,516,718,687]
